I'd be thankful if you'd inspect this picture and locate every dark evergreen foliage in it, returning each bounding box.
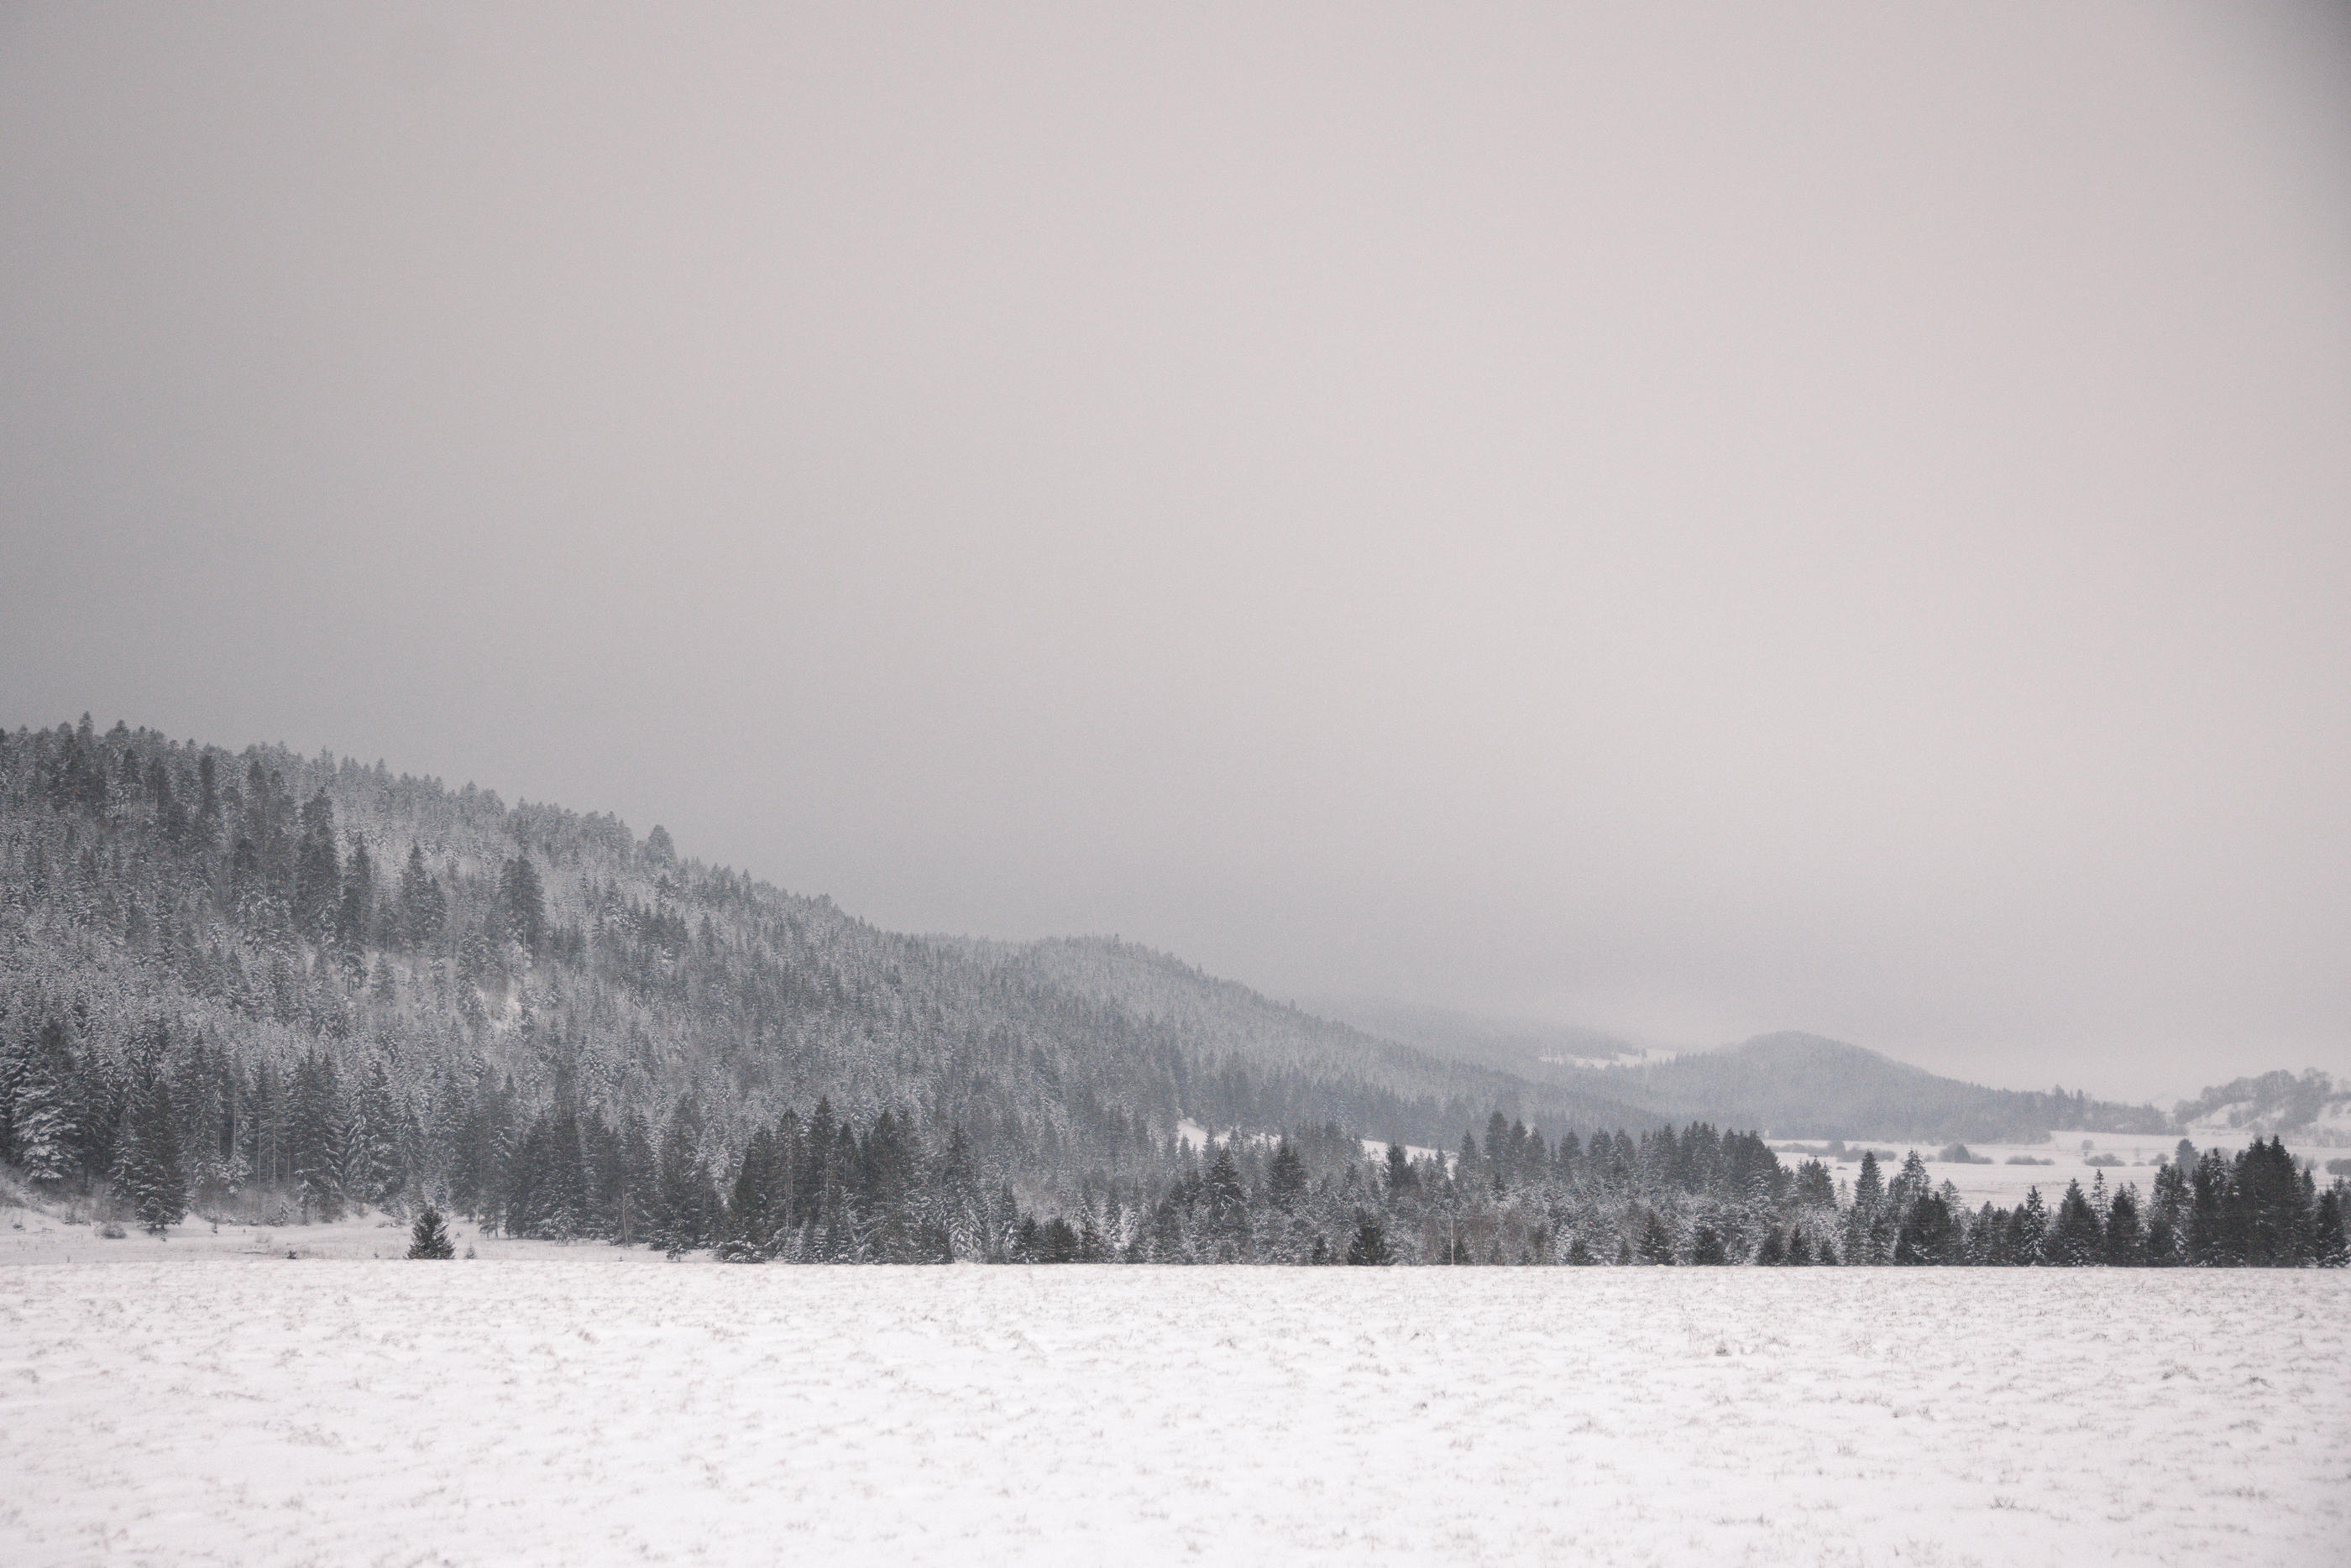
[407,1205,455,1258]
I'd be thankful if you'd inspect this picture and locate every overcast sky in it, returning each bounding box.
[4,4,2347,1100]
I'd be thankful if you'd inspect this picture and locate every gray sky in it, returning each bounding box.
[5,3,2348,1100]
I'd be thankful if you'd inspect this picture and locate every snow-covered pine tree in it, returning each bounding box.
[1852,1149,1885,1212]
[116,1071,187,1236]
[8,1020,76,1184]
[407,1204,455,1258]
[397,843,446,948]
[2048,1181,2101,1265]
[1203,1142,1249,1257]
[348,1059,407,1210]
[652,1098,714,1254]
[2102,1184,2145,1265]
[2013,1186,2050,1262]
[291,1050,347,1221]
[499,855,546,954]
[2312,1188,2348,1268]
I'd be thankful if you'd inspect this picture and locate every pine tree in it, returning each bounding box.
[116,1072,187,1236]
[2102,1184,2146,1265]
[1385,1142,1418,1196]
[1266,1139,1307,1210]
[291,1051,347,1222]
[1689,1224,1729,1265]
[2312,1189,2348,1268]
[1203,1142,1250,1257]
[348,1060,406,1210]
[653,1097,715,1255]
[1344,1212,1390,1264]
[1895,1193,1957,1265]
[10,1020,76,1184]
[1852,1150,1885,1213]
[291,791,341,941]
[335,836,375,966]
[1637,1210,1676,1265]
[500,856,547,954]
[2048,1180,2101,1266]
[407,1205,455,1258]
[2012,1187,2049,1264]
[398,844,447,948]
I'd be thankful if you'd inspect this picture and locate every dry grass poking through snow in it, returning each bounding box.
[1,1264,2345,1565]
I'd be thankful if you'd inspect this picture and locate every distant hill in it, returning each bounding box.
[1571,1032,2171,1143]
[946,943,1665,1138]
[2176,1069,2351,1144]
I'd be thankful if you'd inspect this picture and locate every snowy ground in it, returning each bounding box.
[2,1256,2344,1566]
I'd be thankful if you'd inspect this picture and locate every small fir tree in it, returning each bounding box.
[1344,1213,1390,1265]
[408,1205,455,1258]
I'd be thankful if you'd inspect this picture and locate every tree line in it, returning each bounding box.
[7,1007,2342,1268]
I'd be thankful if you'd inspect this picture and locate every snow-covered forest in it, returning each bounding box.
[3,716,2345,1267]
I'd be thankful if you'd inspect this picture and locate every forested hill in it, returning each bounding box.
[0,716,1657,1217]
[1578,1033,2173,1142]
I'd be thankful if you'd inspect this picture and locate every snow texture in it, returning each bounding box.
[3,1259,2345,1565]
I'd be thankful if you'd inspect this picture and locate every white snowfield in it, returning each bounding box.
[3,1262,2345,1567]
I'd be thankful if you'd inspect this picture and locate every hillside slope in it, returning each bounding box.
[0,717,1661,1220]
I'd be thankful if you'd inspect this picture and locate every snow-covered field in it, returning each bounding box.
[3,1256,2344,1567]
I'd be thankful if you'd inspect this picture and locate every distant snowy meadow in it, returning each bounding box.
[3,1262,2344,1566]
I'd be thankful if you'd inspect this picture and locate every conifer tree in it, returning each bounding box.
[116,1071,187,1236]
[2102,1184,2145,1266]
[335,837,375,969]
[2013,1187,2049,1263]
[291,792,341,941]
[9,1020,76,1184]
[652,1098,715,1254]
[1383,1141,1418,1196]
[1637,1210,1676,1264]
[1203,1142,1250,1257]
[499,855,547,954]
[1267,1139,1307,1210]
[1344,1212,1390,1264]
[291,1051,347,1221]
[407,1205,455,1258]
[2312,1189,2349,1268]
[1852,1150,1885,1213]
[2048,1180,2101,1265]
[398,844,447,948]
